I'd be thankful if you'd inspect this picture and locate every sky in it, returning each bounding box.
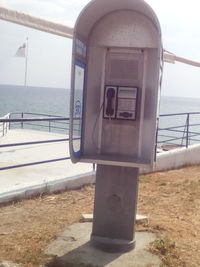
[0,0,199,97]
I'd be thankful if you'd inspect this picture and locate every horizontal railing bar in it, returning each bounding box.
[24,123,68,130]
[160,125,200,132]
[160,112,200,117]
[158,125,187,131]
[158,133,187,138]
[10,122,79,132]
[9,112,22,115]
[157,136,186,143]
[0,117,69,123]
[158,134,200,144]
[25,120,69,125]
[174,129,200,134]
[158,131,200,138]
[159,130,200,137]
[9,112,66,118]
[0,138,67,148]
[0,157,71,171]
[0,117,82,123]
[23,112,64,117]
[0,137,80,148]
[157,140,180,144]
[158,134,181,139]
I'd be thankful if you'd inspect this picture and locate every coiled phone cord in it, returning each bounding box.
[92,102,113,152]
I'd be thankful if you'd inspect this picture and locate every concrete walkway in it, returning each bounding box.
[0,129,95,204]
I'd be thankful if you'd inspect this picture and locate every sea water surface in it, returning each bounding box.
[1,84,200,117]
[0,84,69,117]
[1,84,200,143]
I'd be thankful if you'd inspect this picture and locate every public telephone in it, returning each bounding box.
[103,86,138,120]
[70,0,162,168]
[69,0,163,254]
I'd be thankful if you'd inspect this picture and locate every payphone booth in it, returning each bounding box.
[70,0,162,253]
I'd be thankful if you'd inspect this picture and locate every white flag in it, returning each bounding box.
[15,42,26,57]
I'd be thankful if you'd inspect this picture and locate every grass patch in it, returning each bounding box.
[149,237,178,267]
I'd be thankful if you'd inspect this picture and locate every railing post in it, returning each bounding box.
[49,121,51,132]
[5,122,7,134]
[186,113,189,148]
[2,122,4,137]
[5,121,7,135]
[8,113,11,130]
[21,113,24,129]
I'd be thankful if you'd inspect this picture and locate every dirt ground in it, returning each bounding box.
[0,165,200,267]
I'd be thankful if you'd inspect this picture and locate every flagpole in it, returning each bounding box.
[24,37,28,87]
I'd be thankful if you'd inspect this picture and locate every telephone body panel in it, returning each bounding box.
[103,86,138,120]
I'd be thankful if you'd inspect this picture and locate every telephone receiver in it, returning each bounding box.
[106,87,116,116]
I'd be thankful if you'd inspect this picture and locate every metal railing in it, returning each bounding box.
[157,112,200,149]
[0,112,83,171]
[8,112,70,134]
[1,111,200,169]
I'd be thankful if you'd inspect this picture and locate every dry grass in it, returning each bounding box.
[0,186,94,266]
[0,165,200,266]
[137,166,200,267]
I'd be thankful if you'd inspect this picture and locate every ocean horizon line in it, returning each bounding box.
[1,83,200,101]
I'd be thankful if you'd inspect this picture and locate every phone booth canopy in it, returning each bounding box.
[69,0,162,168]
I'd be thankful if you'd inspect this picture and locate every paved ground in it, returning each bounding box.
[0,129,95,203]
[44,222,161,267]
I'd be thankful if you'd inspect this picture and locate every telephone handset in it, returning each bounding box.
[106,87,116,116]
[103,86,138,120]
[103,86,117,119]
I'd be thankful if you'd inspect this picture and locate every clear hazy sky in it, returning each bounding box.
[0,0,199,97]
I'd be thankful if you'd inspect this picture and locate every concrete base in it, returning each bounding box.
[81,213,148,224]
[90,234,135,253]
[44,223,161,267]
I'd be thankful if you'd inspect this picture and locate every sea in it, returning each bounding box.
[0,84,70,117]
[1,84,200,144]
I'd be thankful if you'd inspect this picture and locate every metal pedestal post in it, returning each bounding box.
[90,164,139,253]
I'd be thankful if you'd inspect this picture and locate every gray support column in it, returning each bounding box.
[90,164,139,253]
